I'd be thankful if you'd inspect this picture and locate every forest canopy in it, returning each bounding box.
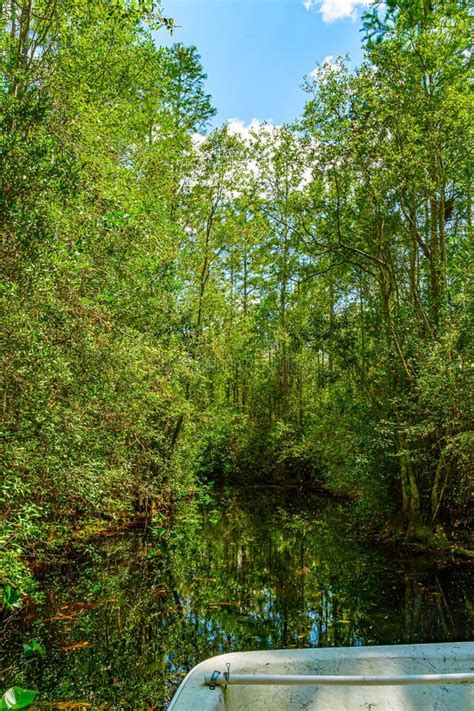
[1,0,473,597]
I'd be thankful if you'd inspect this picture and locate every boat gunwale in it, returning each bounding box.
[166,642,474,710]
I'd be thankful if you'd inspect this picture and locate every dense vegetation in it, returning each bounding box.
[1,0,473,601]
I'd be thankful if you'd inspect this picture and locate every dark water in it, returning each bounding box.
[1,488,472,709]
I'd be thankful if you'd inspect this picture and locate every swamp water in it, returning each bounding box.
[1,488,472,709]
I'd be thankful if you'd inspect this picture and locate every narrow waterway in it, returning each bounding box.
[1,488,472,709]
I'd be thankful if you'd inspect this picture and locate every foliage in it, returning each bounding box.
[22,640,46,659]
[1,1,214,593]
[1,0,472,611]
[0,688,37,710]
[1,586,22,611]
[161,0,472,543]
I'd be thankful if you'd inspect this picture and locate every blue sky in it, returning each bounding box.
[156,0,369,127]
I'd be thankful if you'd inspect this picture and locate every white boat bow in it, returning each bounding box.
[167,642,474,710]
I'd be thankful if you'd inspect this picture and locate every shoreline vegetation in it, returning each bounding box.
[2,0,473,617]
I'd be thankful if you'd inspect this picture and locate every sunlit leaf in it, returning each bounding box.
[23,640,46,659]
[0,687,37,710]
[1,587,22,611]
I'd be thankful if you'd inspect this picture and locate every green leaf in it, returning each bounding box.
[23,640,46,659]
[145,547,162,558]
[0,687,37,710]
[1,587,22,611]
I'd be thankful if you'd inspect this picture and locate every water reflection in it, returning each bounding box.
[1,488,472,709]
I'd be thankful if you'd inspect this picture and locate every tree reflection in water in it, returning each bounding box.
[1,489,472,709]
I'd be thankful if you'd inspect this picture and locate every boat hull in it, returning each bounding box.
[167,642,474,710]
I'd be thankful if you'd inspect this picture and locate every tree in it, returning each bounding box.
[159,43,216,133]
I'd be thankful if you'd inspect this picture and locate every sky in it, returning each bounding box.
[156,0,370,128]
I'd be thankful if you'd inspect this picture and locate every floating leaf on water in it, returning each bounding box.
[60,603,95,612]
[44,614,74,622]
[60,641,90,651]
[0,687,37,710]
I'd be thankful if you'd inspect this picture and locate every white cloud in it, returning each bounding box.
[227,118,278,140]
[308,55,342,80]
[302,0,371,23]
[309,55,338,76]
[226,118,256,141]
[322,54,336,67]
[296,165,313,192]
[226,118,278,142]
[191,132,206,148]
